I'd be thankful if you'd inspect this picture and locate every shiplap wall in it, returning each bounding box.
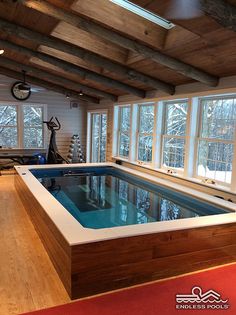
[0,74,87,159]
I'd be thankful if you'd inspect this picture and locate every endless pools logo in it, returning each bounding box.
[176,286,230,310]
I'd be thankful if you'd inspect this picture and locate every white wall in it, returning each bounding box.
[0,74,87,159]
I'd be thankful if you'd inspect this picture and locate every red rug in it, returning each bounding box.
[21,263,236,315]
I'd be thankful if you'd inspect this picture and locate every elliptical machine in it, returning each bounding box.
[44,117,68,164]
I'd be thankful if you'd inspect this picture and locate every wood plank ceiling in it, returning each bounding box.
[0,0,235,103]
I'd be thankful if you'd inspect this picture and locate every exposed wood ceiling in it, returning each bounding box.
[0,0,235,103]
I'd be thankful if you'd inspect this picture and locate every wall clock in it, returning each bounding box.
[11,81,31,101]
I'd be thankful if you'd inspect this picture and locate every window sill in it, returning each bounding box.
[112,156,235,196]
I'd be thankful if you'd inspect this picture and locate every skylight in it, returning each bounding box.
[109,0,175,29]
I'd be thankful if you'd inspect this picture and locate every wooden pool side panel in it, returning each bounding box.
[15,173,236,299]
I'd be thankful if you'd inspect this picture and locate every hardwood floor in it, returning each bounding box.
[0,175,69,315]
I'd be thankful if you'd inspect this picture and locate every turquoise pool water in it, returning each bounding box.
[31,166,229,229]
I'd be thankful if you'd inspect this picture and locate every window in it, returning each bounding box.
[162,101,188,171]
[0,103,46,149]
[113,93,236,190]
[137,104,154,162]
[196,97,236,184]
[23,105,44,148]
[89,112,107,163]
[0,105,18,148]
[118,106,131,158]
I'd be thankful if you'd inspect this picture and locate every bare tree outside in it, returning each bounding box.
[91,113,107,163]
[163,102,188,169]
[197,98,236,183]
[138,105,154,162]
[119,106,130,158]
[0,105,18,148]
[0,104,44,149]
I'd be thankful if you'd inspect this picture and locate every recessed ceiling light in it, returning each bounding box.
[0,49,4,55]
[109,0,174,29]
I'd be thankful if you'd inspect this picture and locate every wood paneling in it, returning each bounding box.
[71,0,167,49]
[39,45,103,74]
[70,223,236,298]
[0,0,235,95]
[52,22,128,64]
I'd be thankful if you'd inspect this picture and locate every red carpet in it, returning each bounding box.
[21,263,236,315]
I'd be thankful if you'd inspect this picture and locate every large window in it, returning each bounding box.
[137,104,154,162]
[0,103,45,149]
[113,94,236,190]
[162,101,188,171]
[118,106,131,158]
[197,97,236,184]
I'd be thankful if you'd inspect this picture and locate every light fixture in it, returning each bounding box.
[109,0,174,29]
[66,93,70,99]
[0,49,4,55]
[79,91,83,96]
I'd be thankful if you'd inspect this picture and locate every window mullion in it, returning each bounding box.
[129,104,138,162]
[112,106,119,157]
[153,101,163,168]
[230,128,236,192]
[17,104,23,149]
[184,97,199,177]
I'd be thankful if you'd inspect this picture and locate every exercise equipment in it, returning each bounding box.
[67,135,85,163]
[44,117,68,164]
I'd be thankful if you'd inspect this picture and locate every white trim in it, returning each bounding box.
[184,97,199,177]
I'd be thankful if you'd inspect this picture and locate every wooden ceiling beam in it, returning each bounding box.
[200,0,236,32]
[0,66,99,103]
[0,56,118,102]
[14,0,218,86]
[0,17,174,95]
[0,39,144,98]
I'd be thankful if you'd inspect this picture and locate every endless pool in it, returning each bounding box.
[15,163,236,299]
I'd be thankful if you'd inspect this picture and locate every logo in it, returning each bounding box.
[176,286,230,310]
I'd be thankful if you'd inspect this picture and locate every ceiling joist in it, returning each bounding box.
[0,56,118,102]
[0,66,99,103]
[0,17,175,95]
[0,39,145,98]
[200,0,236,32]
[14,0,218,87]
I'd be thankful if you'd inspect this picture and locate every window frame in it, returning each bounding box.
[0,104,18,148]
[161,100,189,174]
[136,103,155,164]
[194,96,236,186]
[86,109,108,163]
[0,102,47,150]
[117,105,131,159]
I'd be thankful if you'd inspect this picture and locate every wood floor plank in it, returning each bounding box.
[0,175,69,315]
